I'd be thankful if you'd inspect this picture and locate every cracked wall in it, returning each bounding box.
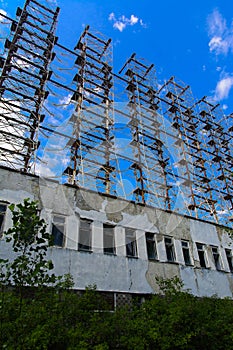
[1,166,233,297]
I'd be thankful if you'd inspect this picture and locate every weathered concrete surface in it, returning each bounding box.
[1,166,233,297]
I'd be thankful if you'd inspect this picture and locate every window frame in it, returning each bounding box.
[103,224,115,255]
[164,236,176,262]
[211,246,222,271]
[0,203,7,237]
[146,232,157,261]
[51,214,66,247]
[196,242,207,268]
[78,218,92,252]
[181,240,192,266]
[125,228,137,258]
[225,249,233,272]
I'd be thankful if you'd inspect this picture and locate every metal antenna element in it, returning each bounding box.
[1,0,233,227]
[0,0,59,172]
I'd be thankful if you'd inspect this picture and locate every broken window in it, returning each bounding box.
[181,240,191,265]
[196,243,207,268]
[165,237,175,262]
[103,224,115,255]
[225,249,233,272]
[52,215,65,247]
[126,228,137,257]
[0,203,7,237]
[211,246,221,270]
[146,232,157,260]
[78,219,92,252]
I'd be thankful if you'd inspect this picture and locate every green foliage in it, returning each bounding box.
[1,199,59,289]
[155,275,184,295]
[1,274,233,350]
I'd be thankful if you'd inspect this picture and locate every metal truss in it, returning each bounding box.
[1,0,233,227]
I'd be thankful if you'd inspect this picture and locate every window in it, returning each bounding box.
[103,224,115,254]
[196,243,207,268]
[181,240,191,265]
[52,215,65,247]
[225,249,233,272]
[165,237,175,262]
[211,246,221,270]
[146,232,157,260]
[125,228,137,257]
[0,203,7,236]
[78,219,92,252]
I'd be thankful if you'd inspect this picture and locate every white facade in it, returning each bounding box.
[1,166,233,298]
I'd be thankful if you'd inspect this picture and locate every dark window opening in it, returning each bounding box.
[196,243,206,268]
[225,249,233,272]
[126,228,137,257]
[212,246,221,270]
[0,203,7,236]
[103,224,115,255]
[52,215,65,247]
[146,232,157,260]
[165,237,175,262]
[78,219,92,252]
[182,240,191,265]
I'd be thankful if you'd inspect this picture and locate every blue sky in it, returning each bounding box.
[1,0,233,115]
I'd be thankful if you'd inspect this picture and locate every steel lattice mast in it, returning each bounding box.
[0,0,59,171]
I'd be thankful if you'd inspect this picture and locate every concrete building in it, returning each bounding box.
[1,165,233,303]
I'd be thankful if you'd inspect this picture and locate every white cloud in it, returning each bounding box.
[222,104,228,110]
[139,19,147,28]
[58,93,72,107]
[207,9,233,55]
[113,21,126,32]
[209,36,229,55]
[214,75,233,101]
[36,163,55,178]
[208,9,226,37]
[47,0,58,5]
[108,12,115,21]
[15,58,30,69]
[84,90,90,98]
[108,12,145,32]
[113,39,121,47]
[130,15,138,25]
[0,9,7,23]
[216,209,228,215]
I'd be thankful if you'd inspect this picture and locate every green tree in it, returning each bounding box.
[0,199,73,349]
[2,198,58,290]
